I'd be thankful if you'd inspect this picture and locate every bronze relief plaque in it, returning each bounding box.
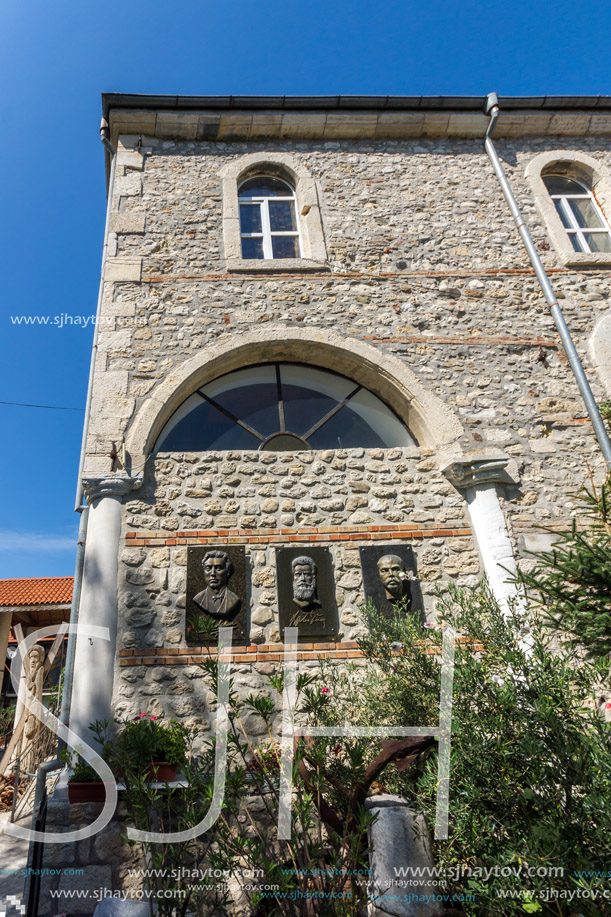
[186,546,248,645]
[359,543,423,622]
[276,547,339,639]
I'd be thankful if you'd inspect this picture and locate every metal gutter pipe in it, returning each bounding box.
[484,92,611,469]
[59,508,88,729]
[73,120,117,511]
[27,507,88,849]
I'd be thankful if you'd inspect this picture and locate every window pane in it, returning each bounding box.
[204,366,279,437]
[269,200,297,232]
[282,384,338,436]
[214,385,279,437]
[260,433,309,452]
[568,197,603,229]
[239,177,293,198]
[554,199,572,228]
[205,365,277,401]
[281,365,355,435]
[584,233,611,253]
[346,388,415,446]
[308,404,387,450]
[271,235,299,258]
[158,400,260,452]
[241,237,264,259]
[568,232,583,252]
[239,204,262,234]
[543,175,586,195]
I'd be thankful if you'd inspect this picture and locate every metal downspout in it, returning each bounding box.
[28,507,88,839]
[484,91,611,469]
[58,508,88,731]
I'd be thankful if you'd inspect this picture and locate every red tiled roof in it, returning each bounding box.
[0,577,74,607]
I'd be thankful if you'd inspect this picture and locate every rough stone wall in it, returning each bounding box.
[81,129,611,728]
[88,134,610,524]
[126,447,469,537]
[40,798,143,915]
[114,445,478,736]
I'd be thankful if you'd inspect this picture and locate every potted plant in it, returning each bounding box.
[62,748,109,804]
[111,714,189,782]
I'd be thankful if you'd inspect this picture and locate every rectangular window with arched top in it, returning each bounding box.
[220,153,328,271]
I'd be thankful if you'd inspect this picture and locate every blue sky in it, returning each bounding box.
[1,0,610,579]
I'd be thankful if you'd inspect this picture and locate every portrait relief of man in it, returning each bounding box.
[289,555,324,626]
[193,550,241,621]
[276,546,338,637]
[377,554,410,606]
[359,544,420,622]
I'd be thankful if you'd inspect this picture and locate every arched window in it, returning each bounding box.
[238,176,300,259]
[525,151,611,267]
[156,363,415,453]
[221,152,328,270]
[543,174,611,254]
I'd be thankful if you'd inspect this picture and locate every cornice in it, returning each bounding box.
[104,95,611,148]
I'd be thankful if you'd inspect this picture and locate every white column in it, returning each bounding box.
[443,456,520,613]
[70,473,141,746]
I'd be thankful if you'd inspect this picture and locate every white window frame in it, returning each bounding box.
[544,175,611,255]
[238,178,301,260]
[525,150,611,268]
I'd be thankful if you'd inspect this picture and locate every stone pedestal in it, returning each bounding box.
[39,771,144,916]
[366,795,443,917]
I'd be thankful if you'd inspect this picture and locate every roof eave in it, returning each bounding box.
[101,93,611,117]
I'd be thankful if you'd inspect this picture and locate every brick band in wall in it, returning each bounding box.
[364,334,559,347]
[141,267,579,284]
[125,523,472,547]
[118,637,485,666]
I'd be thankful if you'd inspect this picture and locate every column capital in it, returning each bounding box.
[441,453,512,489]
[83,472,143,505]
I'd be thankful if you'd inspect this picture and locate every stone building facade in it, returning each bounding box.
[24,93,611,910]
[64,94,611,757]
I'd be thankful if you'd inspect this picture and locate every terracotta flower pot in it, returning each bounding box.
[68,782,106,803]
[145,762,178,782]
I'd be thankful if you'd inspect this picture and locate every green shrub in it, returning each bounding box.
[317,586,611,914]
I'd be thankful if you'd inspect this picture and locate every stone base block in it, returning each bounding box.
[366,795,443,917]
[93,899,150,916]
